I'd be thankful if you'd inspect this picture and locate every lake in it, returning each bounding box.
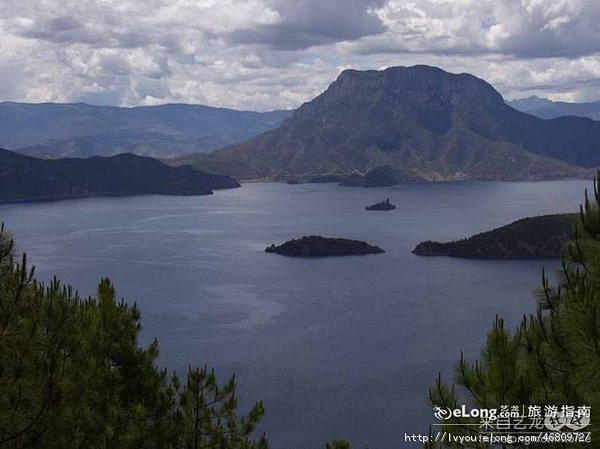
[0,180,590,449]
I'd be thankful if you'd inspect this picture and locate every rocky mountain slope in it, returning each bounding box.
[0,149,239,202]
[0,102,291,159]
[179,65,598,184]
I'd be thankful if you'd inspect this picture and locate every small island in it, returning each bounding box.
[413,214,576,259]
[265,235,385,257]
[365,198,396,211]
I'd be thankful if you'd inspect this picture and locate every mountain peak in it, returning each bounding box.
[338,64,459,79]
[507,95,555,112]
[186,65,599,184]
[293,64,505,122]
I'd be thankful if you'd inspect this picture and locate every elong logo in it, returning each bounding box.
[434,406,498,421]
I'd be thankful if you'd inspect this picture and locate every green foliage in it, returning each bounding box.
[325,440,352,449]
[429,175,600,448]
[0,227,266,449]
[174,367,267,449]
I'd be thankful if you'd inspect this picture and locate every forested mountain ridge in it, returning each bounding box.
[0,148,240,202]
[0,101,291,158]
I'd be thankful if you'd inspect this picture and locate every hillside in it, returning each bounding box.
[178,65,598,184]
[413,214,575,259]
[0,149,239,202]
[508,96,600,121]
[0,102,291,159]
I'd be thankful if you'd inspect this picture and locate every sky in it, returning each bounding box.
[0,0,599,111]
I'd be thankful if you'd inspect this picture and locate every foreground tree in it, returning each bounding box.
[429,176,600,448]
[0,226,266,449]
[325,440,352,449]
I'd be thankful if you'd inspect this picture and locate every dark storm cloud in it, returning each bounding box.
[500,27,600,59]
[229,0,387,50]
[10,15,152,49]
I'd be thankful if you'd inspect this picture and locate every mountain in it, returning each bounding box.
[0,102,292,159]
[508,96,600,120]
[0,149,239,202]
[177,65,599,184]
[505,96,555,113]
[413,214,575,259]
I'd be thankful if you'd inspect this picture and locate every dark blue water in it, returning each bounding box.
[0,180,590,449]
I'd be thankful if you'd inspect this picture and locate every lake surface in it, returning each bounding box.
[0,180,590,449]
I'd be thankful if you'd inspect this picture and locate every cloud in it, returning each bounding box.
[0,0,598,109]
[343,0,600,58]
[228,0,387,50]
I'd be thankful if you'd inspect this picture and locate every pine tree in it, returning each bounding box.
[429,175,600,448]
[325,440,352,449]
[174,367,267,449]
[0,224,268,449]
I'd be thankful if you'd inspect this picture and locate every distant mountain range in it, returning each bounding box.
[0,149,239,202]
[177,65,598,185]
[0,102,292,159]
[507,96,600,120]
